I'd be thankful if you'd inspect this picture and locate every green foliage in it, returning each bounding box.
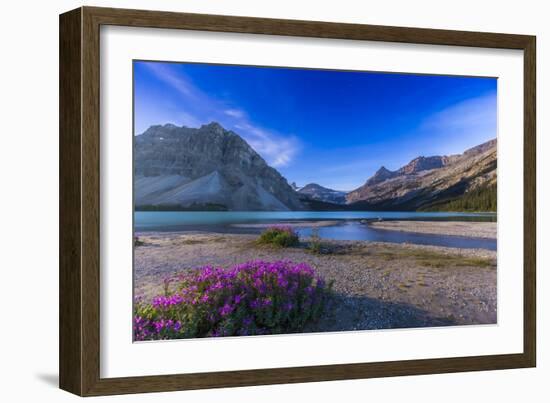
[421,184,497,212]
[257,226,300,247]
[307,228,323,254]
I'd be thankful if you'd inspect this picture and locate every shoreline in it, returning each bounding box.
[367,220,496,239]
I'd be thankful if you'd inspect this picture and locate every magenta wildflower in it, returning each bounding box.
[219,303,233,317]
[133,260,331,341]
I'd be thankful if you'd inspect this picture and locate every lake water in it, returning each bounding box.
[134,211,497,251]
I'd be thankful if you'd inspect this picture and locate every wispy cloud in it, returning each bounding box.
[224,109,246,119]
[234,123,300,167]
[144,63,199,99]
[141,63,299,167]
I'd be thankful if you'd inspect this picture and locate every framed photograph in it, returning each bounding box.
[59,6,536,396]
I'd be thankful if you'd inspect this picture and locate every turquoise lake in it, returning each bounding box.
[134,211,497,251]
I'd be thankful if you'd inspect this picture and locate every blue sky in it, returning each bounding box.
[134,61,497,191]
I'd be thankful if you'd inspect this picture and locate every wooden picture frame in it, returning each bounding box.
[59,6,536,396]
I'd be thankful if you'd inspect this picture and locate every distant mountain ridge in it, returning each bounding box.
[134,121,496,212]
[134,122,303,211]
[346,138,497,211]
[363,156,448,187]
[297,183,347,204]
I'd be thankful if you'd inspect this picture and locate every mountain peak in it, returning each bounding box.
[365,166,396,186]
[134,122,303,211]
[298,183,347,204]
[398,155,445,175]
[302,183,322,190]
[200,121,225,133]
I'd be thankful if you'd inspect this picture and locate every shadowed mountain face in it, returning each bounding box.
[297,183,347,204]
[346,139,497,211]
[134,123,303,211]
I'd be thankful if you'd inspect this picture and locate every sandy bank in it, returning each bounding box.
[368,220,497,239]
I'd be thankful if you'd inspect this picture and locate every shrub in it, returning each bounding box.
[307,228,323,254]
[257,225,299,247]
[134,260,331,340]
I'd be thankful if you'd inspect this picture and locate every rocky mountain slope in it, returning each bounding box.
[297,183,347,204]
[134,123,303,211]
[346,139,497,211]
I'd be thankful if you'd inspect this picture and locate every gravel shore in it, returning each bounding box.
[368,220,497,239]
[134,232,497,331]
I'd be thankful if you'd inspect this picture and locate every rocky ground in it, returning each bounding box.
[134,232,497,332]
[368,220,497,239]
